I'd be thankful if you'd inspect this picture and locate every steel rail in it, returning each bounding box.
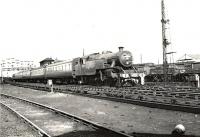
[0,93,132,137]
[0,102,51,137]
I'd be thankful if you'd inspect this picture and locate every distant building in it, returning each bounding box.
[133,63,155,75]
[133,62,186,75]
[177,54,200,63]
[176,54,200,73]
[39,58,54,67]
[0,58,37,77]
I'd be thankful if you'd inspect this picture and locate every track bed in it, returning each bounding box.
[0,104,41,137]
[1,84,200,136]
[1,93,131,137]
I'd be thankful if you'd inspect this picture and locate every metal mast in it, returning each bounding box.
[161,0,170,83]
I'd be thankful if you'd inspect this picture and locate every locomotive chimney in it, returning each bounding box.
[118,46,124,52]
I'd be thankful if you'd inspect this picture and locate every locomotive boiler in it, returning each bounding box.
[72,47,133,84]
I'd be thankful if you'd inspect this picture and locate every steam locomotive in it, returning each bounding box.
[13,47,142,86]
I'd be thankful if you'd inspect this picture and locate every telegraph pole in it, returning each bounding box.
[161,0,170,84]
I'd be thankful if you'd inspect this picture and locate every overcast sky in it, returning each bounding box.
[0,0,199,64]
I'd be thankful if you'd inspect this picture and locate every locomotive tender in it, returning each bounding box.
[13,47,142,86]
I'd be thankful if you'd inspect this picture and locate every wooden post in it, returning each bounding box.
[48,79,53,92]
[195,74,199,88]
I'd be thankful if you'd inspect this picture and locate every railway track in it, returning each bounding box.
[8,82,200,114]
[0,93,132,137]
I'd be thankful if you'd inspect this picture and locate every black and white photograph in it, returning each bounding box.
[0,0,200,137]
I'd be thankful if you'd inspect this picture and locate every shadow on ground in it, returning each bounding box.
[55,130,200,137]
[131,132,199,137]
[54,129,126,137]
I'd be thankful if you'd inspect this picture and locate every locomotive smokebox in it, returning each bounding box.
[118,47,124,52]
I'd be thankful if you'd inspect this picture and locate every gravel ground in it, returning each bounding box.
[0,103,41,137]
[1,84,200,136]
